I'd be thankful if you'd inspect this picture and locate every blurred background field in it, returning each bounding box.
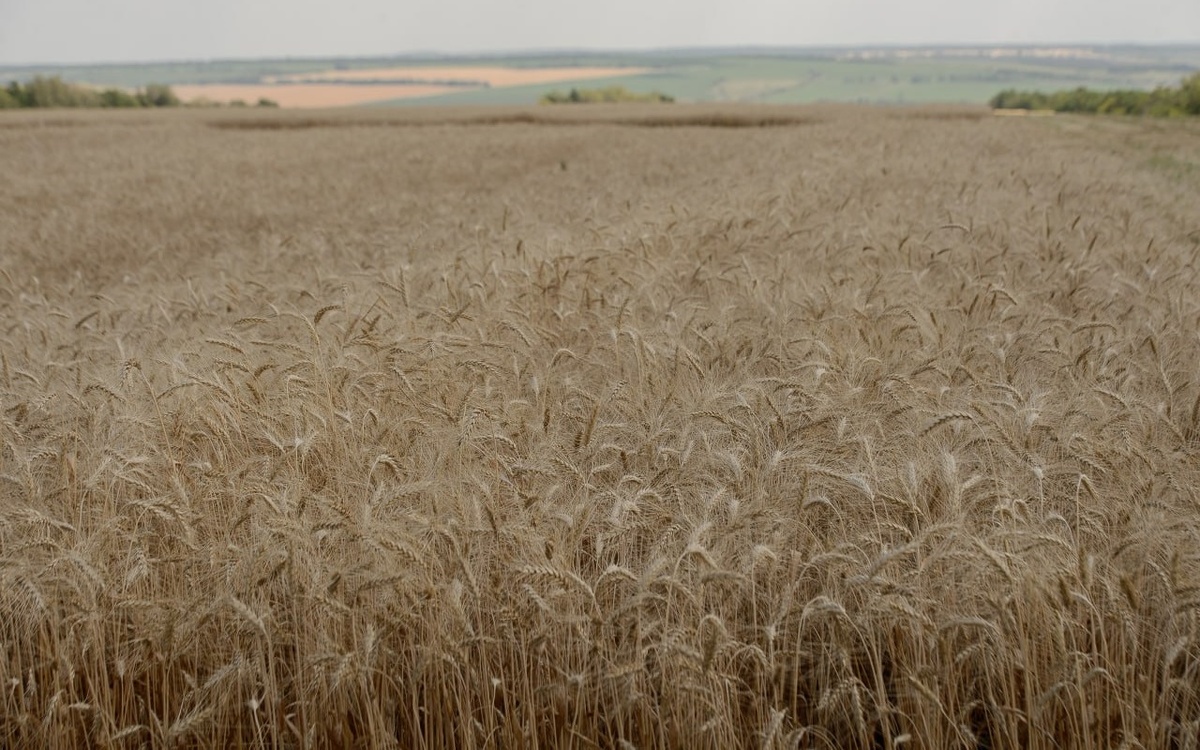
[3,45,1199,107]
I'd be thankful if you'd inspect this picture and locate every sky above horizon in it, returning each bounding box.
[1,0,1197,65]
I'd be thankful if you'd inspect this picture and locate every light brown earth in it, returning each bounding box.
[172,83,460,107]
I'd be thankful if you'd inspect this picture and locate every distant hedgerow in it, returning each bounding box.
[541,85,674,104]
[0,76,182,109]
[990,72,1200,116]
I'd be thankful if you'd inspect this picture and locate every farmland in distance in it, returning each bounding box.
[6,45,1199,106]
[2,105,1200,748]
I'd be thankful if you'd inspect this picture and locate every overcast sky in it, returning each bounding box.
[1,0,1197,65]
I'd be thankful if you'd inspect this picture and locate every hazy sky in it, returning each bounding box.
[1,0,1197,65]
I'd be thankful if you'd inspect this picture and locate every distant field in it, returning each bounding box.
[265,65,648,86]
[4,45,1198,106]
[172,83,459,107]
[174,66,649,107]
[384,51,1200,106]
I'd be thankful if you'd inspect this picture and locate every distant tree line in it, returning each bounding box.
[0,76,281,109]
[990,73,1200,116]
[541,86,674,104]
[0,76,182,109]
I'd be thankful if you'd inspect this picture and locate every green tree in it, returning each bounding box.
[23,75,99,107]
[1097,90,1149,115]
[0,87,18,109]
[1181,73,1200,115]
[6,81,28,107]
[99,88,141,107]
[138,83,180,107]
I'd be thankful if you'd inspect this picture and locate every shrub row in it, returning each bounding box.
[0,76,180,109]
[990,72,1200,116]
[540,85,674,104]
[0,75,280,109]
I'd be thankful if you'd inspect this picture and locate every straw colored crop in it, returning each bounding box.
[1,105,1199,748]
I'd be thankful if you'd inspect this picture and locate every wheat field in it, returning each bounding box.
[2,105,1200,748]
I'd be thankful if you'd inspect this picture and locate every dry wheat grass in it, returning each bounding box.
[1,106,1199,748]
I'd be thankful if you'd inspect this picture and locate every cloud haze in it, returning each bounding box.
[1,0,1197,64]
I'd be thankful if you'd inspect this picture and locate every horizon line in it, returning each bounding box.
[4,40,1200,69]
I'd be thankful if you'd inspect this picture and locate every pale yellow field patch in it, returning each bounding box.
[173,83,459,108]
[175,66,649,108]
